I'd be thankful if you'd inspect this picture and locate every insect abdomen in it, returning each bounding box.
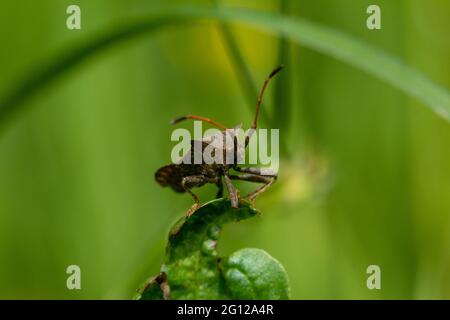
[154,165,185,193]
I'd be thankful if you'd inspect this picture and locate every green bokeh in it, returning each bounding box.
[0,0,449,299]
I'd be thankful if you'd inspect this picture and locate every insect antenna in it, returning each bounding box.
[252,65,283,129]
[170,115,227,130]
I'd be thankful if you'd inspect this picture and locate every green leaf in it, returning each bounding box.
[165,198,258,261]
[1,5,449,134]
[135,275,166,300]
[161,199,258,300]
[137,199,257,300]
[136,199,289,300]
[223,248,290,300]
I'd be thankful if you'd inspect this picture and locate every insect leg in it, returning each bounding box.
[216,176,223,198]
[181,175,209,216]
[233,166,278,178]
[181,176,203,202]
[229,173,276,201]
[223,174,239,208]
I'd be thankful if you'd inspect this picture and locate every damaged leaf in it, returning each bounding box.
[136,199,289,300]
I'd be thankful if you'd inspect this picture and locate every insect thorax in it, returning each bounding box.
[176,125,246,166]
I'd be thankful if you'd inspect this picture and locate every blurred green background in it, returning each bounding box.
[0,0,449,299]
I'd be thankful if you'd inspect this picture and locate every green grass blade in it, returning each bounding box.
[1,5,449,134]
[274,0,292,156]
[0,17,186,132]
[213,0,272,125]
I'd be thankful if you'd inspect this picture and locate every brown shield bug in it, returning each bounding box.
[155,66,283,216]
